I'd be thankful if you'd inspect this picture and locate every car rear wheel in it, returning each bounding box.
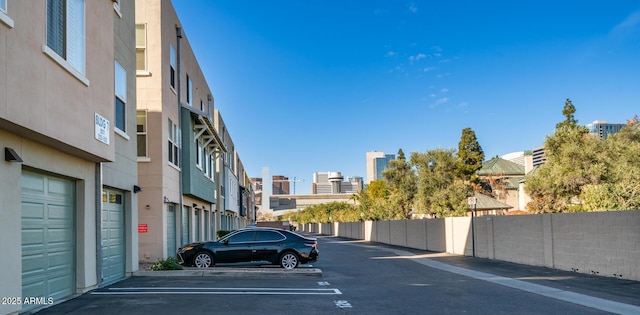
[280,252,299,269]
[193,251,213,268]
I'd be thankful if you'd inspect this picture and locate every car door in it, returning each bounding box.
[215,230,256,263]
[252,230,286,262]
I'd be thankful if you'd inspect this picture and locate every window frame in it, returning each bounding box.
[169,44,176,90]
[0,0,14,28]
[44,0,88,85]
[114,60,127,133]
[195,137,202,169]
[168,118,180,168]
[135,24,148,74]
[186,75,192,106]
[136,110,149,160]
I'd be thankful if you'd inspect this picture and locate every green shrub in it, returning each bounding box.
[150,257,184,271]
[216,230,232,239]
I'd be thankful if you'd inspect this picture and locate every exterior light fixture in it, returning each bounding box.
[5,147,23,162]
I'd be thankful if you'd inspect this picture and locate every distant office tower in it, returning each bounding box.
[312,172,363,194]
[366,151,396,184]
[532,146,546,168]
[586,120,626,139]
[272,175,290,195]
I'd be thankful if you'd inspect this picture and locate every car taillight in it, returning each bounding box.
[304,243,317,249]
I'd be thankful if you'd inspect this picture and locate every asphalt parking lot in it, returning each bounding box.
[30,236,640,315]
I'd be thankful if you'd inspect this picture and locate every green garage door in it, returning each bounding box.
[21,170,75,312]
[101,189,126,285]
[167,204,177,258]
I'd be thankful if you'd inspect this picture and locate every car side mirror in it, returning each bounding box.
[223,239,229,245]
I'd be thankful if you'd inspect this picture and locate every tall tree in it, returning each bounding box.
[456,127,485,185]
[555,98,578,130]
[382,149,418,219]
[353,180,390,220]
[411,148,470,217]
[526,100,602,212]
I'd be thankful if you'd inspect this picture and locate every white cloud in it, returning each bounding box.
[423,66,436,72]
[613,11,640,33]
[408,3,418,13]
[409,53,426,63]
[386,51,397,57]
[430,97,449,109]
[441,88,449,93]
[429,93,436,97]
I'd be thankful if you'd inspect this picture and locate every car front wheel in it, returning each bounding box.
[193,251,213,268]
[279,252,299,270]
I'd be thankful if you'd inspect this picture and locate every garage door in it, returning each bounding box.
[101,189,125,285]
[166,204,176,258]
[21,170,75,312]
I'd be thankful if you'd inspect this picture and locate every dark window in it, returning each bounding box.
[256,231,285,242]
[115,97,125,131]
[226,231,255,243]
[46,0,66,58]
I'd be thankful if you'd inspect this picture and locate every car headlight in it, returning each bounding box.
[179,246,194,253]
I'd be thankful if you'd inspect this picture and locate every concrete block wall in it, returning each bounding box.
[491,215,545,266]
[551,211,640,280]
[389,220,408,247]
[304,210,640,281]
[406,220,428,250]
[426,218,446,252]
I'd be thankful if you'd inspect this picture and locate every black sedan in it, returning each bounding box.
[177,227,319,269]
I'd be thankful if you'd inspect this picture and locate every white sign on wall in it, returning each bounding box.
[95,113,110,145]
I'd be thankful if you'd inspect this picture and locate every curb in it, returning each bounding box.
[132,268,322,278]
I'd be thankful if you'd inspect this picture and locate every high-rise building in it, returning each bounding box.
[532,146,546,168]
[366,151,396,184]
[586,120,626,139]
[312,172,363,194]
[272,175,291,195]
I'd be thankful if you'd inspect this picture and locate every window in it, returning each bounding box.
[115,61,126,131]
[136,110,148,157]
[46,0,86,75]
[195,138,202,168]
[186,75,192,106]
[200,100,205,112]
[170,44,176,89]
[225,231,255,244]
[208,153,215,180]
[168,118,180,167]
[256,231,285,242]
[135,24,147,72]
[0,0,13,28]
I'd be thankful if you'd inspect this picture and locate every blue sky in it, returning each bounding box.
[172,1,640,195]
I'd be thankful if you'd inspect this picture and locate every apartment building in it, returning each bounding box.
[1,1,138,313]
[213,109,254,231]
[135,0,230,263]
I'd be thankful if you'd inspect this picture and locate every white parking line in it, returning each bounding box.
[92,287,341,296]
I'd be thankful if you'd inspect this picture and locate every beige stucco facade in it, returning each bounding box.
[136,0,242,263]
[1,1,138,314]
